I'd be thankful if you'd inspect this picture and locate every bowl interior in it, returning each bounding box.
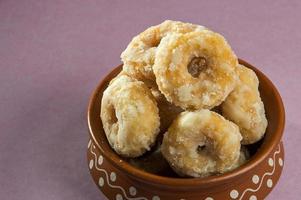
[87,59,285,187]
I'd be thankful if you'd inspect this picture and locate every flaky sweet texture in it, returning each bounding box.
[161,109,242,177]
[222,64,268,144]
[101,74,160,157]
[121,20,206,82]
[232,145,250,169]
[150,87,183,133]
[153,30,238,110]
[100,20,268,176]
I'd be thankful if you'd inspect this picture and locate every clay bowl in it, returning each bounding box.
[87,59,285,200]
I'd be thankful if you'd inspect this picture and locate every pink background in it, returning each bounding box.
[0,0,300,199]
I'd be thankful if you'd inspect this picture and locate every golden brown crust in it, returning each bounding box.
[150,87,183,133]
[161,109,242,177]
[101,74,160,157]
[153,30,238,110]
[222,65,268,144]
[121,20,206,82]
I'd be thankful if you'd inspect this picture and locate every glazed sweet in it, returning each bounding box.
[153,30,238,109]
[101,74,160,157]
[89,58,285,199]
[161,109,242,177]
[233,145,251,169]
[100,20,269,178]
[150,87,183,133]
[121,20,206,82]
[222,64,268,144]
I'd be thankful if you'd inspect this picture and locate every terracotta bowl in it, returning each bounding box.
[87,59,285,200]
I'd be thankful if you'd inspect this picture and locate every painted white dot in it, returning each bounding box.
[89,160,94,169]
[129,186,137,196]
[98,155,103,165]
[152,196,160,200]
[249,195,257,200]
[205,197,214,200]
[230,190,239,199]
[116,194,123,200]
[88,140,92,148]
[110,172,117,182]
[268,158,274,167]
[98,177,104,187]
[278,158,283,167]
[267,179,273,188]
[252,175,260,184]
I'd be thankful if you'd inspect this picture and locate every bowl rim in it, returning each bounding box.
[87,58,285,188]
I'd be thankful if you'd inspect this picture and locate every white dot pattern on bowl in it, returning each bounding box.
[238,145,282,199]
[278,158,283,167]
[98,177,104,187]
[152,196,160,200]
[230,190,239,199]
[249,195,257,200]
[267,179,273,188]
[252,175,259,184]
[110,172,117,182]
[89,143,148,200]
[268,158,274,167]
[88,140,92,148]
[129,186,137,196]
[98,155,103,165]
[88,141,283,200]
[116,193,123,200]
[89,160,94,169]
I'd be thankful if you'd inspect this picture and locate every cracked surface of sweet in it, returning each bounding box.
[121,20,206,83]
[153,30,238,109]
[161,109,242,177]
[150,87,183,133]
[101,74,160,157]
[222,65,268,144]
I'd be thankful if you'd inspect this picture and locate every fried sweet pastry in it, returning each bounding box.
[150,87,183,133]
[101,74,160,157]
[121,20,206,82]
[233,146,250,169]
[161,109,242,177]
[222,65,268,144]
[153,30,238,110]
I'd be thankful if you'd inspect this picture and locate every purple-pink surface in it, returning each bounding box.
[0,0,300,199]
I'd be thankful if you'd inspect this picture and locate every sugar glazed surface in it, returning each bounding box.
[161,110,242,177]
[101,74,160,157]
[100,20,268,178]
